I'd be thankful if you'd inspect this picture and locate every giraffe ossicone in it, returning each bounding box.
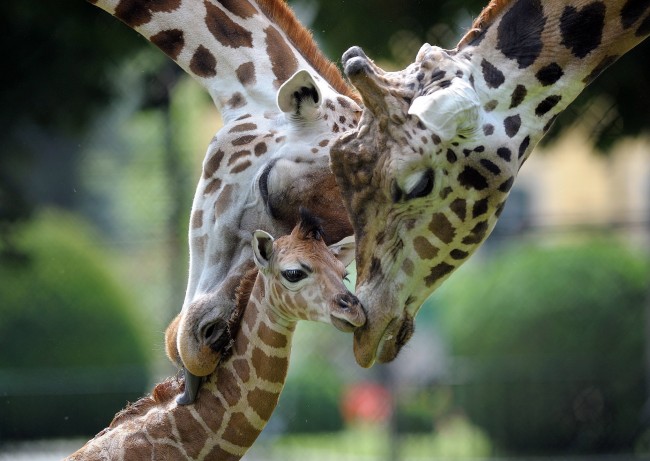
[67,210,364,460]
[331,0,649,368]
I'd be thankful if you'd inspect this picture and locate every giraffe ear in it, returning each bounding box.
[408,79,480,142]
[252,230,275,270]
[328,235,356,267]
[277,70,322,120]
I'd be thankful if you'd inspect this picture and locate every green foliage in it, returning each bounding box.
[0,211,150,440]
[394,390,437,434]
[277,359,345,433]
[437,238,650,454]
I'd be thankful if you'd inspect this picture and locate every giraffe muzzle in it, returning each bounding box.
[330,292,366,332]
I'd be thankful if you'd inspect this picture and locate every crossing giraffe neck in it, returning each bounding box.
[329,0,649,367]
[67,214,362,460]
[455,0,650,165]
[89,0,358,121]
[88,0,362,379]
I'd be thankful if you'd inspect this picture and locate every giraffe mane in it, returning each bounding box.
[296,207,325,241]
[108,375,184,429]
[255,0,361,104]
[456,0,514,49]
[221,265,259,360]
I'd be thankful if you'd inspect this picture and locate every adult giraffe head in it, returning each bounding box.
[331,0,649,367]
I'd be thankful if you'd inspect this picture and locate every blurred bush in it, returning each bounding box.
[438,238,650,454]
[277,359,345,433]
[0,211,151,440]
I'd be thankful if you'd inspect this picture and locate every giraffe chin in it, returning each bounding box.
[353,314,414,368]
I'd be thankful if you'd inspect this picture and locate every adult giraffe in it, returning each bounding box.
[88,0,362,397]
[330,0,650,367]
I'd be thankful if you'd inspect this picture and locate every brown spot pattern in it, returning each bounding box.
[413,236,439,260]
[173,405,209,459]
[229,122,257,133]
[146,412,174,440]
[190,45,217,78]
[231,160,252,174]
[236,62,256,86]
[265,25,299,85]
[115,0,181,27]
[254,142,268,156]
[215,184,235,215]
[191,210,203,229]
[257,321,288,349]
[232,134,256,146]
[248,387,279,421]
[222,412,258,447]
[429,213,456,244]
[204,178,223,195]
[203,149,224,178]
[337,96,351,108]
[228,92,246,108]
[205,0,253,48]
[425,262,455,287]
[233,358,251,383]
[402,257,414,276]
[252,347,286,383]
[195,398,225,433]
[150,29,184,60]
[219,0,257,18]
[227,150,251,166]
[217,368,242,406]
[206,445,238,460]
[122,432,153,459]
[462,221,488,245]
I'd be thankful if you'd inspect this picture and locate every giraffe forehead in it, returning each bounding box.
[273,237,337,266]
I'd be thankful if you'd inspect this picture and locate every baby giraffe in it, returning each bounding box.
[67,210,364,460]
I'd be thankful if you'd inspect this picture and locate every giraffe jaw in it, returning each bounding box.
[353,311,414,368]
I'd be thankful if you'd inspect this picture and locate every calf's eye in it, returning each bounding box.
[282,269,308,283]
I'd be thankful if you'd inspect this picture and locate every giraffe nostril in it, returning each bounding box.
[331,293,366,332]
[337,293,359,310]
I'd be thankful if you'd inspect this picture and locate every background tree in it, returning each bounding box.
[436,239,650,454]
[0,0,153,259]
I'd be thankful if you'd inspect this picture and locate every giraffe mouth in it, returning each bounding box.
[331,292,366,332]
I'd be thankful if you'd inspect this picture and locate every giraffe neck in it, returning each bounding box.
[186,273,295,459]
[67,271,295,461]
[456,0,650,165]
[89,0,358,122]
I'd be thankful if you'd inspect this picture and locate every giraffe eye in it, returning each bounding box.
[282,269,308,283]
[405,169,434,200]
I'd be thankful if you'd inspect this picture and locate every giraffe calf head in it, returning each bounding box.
[252,208,364,329]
